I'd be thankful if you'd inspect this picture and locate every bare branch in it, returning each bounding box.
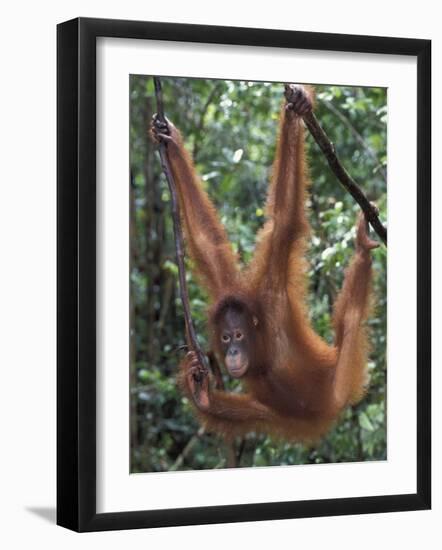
[193,81,223,159]
[169,427,205,471]
[301,109,387,246]
[153,77,208,371]
[320,98,387,184]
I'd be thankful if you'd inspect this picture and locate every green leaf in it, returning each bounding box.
[163,259,178,275]
[359,412,374,431]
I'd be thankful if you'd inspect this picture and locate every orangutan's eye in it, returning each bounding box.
[221,334,230,343]
[235,331,244,341]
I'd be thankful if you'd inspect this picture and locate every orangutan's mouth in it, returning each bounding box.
[225,356,248,378]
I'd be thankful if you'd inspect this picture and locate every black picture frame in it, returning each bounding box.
[57,17,431,532]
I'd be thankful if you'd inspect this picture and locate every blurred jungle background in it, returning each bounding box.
[129,77,387,473]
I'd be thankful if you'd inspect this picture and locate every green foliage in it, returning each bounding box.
[129,76,387,472]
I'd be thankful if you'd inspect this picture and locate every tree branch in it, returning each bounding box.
[169,426,205,471]
[320,98,387,185]
[153,77,208,372]
[299,101,387,246]
[192,81,223,160]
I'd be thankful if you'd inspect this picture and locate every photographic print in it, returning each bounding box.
[129,76,387,473]
[57,18,430,531]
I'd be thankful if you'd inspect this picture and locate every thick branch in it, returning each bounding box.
[153,77,208,372]
[302,109,387,245]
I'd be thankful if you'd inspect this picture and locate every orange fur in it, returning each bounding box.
[160,85,376,443]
